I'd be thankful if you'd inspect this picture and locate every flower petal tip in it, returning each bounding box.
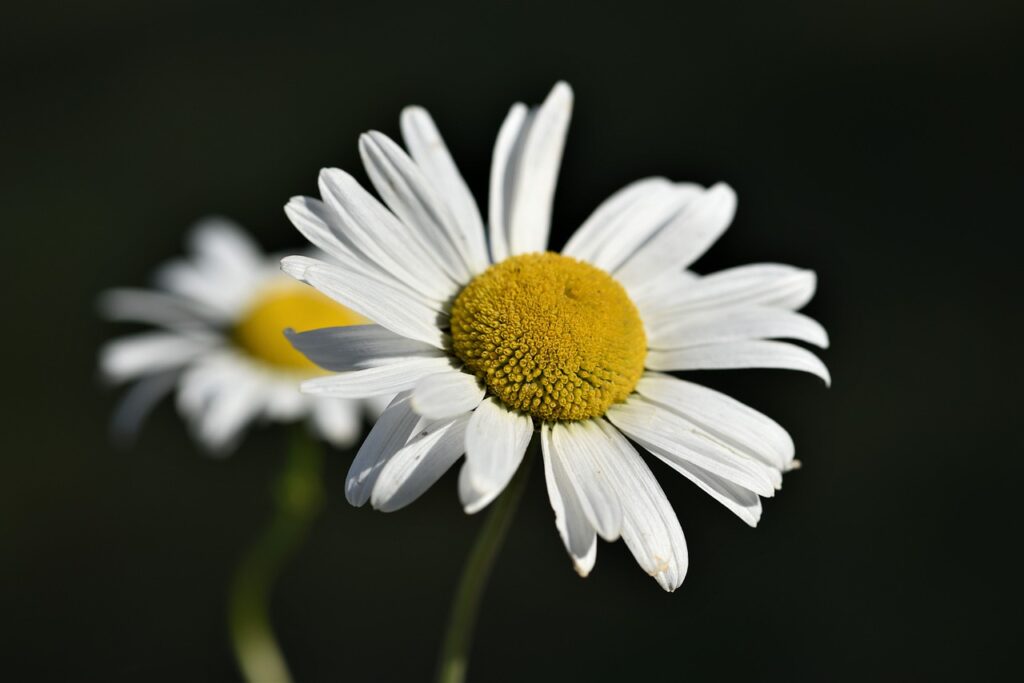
[279,256,310,280]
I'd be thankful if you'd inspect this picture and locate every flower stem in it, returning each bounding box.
[228,427,325,683]
[436,441,536,683]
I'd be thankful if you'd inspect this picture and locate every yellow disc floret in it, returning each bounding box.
[234,281,365,371]
[450,252,646,421]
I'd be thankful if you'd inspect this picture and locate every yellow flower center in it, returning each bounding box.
[234,281,365,371]
[450,252,646,421]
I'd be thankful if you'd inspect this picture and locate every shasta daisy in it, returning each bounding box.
[282,82,829,590]
[99,218,379,453]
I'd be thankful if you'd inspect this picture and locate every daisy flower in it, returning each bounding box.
[282,82,829,591]
[99,217,375,453]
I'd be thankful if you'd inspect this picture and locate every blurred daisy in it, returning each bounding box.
[283,82,829,591]
[99,218,374,453]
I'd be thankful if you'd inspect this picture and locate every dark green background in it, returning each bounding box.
[4,0,1020,680]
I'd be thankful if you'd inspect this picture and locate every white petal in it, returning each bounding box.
[639,263,818,319]
[284,194,355,263]
[636,372,794,470]
[153,261,241,319]
[358,134,474,284]
[193,367,265,455]
[97,288,214,330]
[310,397,361,447]
[411,369,485,420]
[615,183,737,288]
[317,167,462,299]
[281,256,446,349]
[370,414,470,512]
[189,217,263,276]
[457,466,488,518]
[109,370,179,445]
[175,353,290,455]
[645,339,831,385]
[563,180,702,272]
[541,424,597,576]
[154,219,263,316]
[278,242,443,315]
[176,351,234,419]
[400,106,490,274]
[648,306,829,350]
[346,392,421,506]
[591,420,688,591]
[488,103,529,263]
[99,332,216,383]
[660,454,762,526]
[549,422,622,541]
[507,82,573,255]
[261,377,306,421]
[627,269,699,312]
[562,178,670,261]
[696,263,818,311]
[301,356,454,398]
[285,324,444,372]
[285,196,421,298]
[607,398,778,496]
[459,398,533,514]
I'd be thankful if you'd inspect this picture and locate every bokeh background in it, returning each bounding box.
[4,0,1021,680]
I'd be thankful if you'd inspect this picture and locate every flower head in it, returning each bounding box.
[98,218,377,453]
[282,83,829,590]
[450,252,647,421]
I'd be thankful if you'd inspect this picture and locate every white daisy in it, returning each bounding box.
[99,217,379,453]
[282,82,829,591]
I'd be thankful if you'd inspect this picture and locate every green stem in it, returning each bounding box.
[228,428,324,683]
[436,442,535,683]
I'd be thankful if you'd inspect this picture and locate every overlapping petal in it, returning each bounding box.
[541,424,598,576]
[411,370,486,420]
[286,324,444,372]
[370,413,471,512]
[282,256,447,348]
[459,398,533,514]
[647,305,829,350]
[489,82,573,259]
[400,107,491,275]
[645,339,831,385]
[635,263,818,322]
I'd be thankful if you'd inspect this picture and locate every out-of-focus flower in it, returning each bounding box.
[282,82,828,590]
[99,218,378,453]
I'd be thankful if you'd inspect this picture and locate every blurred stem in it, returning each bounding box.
[228,427,324,683]
[436,441,535,683]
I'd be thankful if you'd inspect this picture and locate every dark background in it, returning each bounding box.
[4,0,1021,680]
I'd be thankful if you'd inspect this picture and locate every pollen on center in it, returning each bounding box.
[450,252,646,421]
